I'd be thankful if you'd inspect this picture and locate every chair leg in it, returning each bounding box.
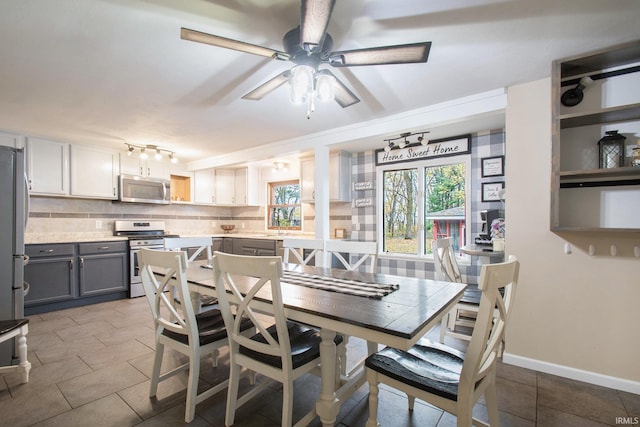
[439,314,448,343]
[281,378,294,427]
[184,354,200,423]
[149,342,164,397]
[365,369,380,427]
[225,362,241,427]
[407,395,415,412]
[17,330,31,384]
[485,376,500,426]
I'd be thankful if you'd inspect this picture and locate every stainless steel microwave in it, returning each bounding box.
[118,174,170,204]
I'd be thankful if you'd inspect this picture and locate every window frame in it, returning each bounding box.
[376,154,472,261]
[266,179,302,231]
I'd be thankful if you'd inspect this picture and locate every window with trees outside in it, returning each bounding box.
[380,156,470,257]
[267,180,301,231]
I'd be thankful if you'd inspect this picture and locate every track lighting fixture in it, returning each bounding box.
[124,143,178,163]
[561,76,594,107]
[383,131,430,152]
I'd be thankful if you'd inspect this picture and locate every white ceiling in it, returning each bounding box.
[0,0,639,167]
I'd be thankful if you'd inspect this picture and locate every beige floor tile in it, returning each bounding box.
[31,393,142,427]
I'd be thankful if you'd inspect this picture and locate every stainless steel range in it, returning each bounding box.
[114,220,178,298]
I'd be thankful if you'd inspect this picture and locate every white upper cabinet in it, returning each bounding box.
[0,131,22,148]
[212,166,260,206]
[120,155,170,180]
[193,168,216,204]
[215,168,235,205]
[26,137,69,195]
[70,145,119,199]
[300,151,352,203]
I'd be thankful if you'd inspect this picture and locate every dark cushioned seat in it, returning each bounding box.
[162,309,252,346]
[0,318,29,335]
[365,339,465,401]
[240,321,344,369]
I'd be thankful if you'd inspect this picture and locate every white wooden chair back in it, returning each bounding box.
[213,252,293,372]
[432,237,463,283]
[139,249,197,345]
[460,255,519,393]
[324,240,377,273]
[282,238,324,265]
[164,236,213,263]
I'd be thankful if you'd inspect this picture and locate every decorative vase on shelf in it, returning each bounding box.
[632,140,640,167]
[597,130,626,169]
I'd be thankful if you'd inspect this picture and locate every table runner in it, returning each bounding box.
[282,270,399,299]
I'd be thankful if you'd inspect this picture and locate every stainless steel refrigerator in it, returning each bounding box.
[0,146,28,365]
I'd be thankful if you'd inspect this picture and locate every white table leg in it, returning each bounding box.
[316,328,340,427]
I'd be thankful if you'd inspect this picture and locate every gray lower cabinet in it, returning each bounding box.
[232,238,276,256]
[78,242,128,296]
[24,244,76,306]
[25,241,128,315]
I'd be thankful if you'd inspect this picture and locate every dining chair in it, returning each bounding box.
[365,255,519,427]
[164,236,217,309]
[213,251,344,427]
[0,319,31,383]
[432,237,482,343]
[324,239,378,273]
[282,237,323,265]
[138,248,253,423]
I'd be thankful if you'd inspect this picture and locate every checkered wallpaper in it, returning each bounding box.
[349,129,506,283]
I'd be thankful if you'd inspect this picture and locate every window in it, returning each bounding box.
[267,180,301,230]
[380,156,470,257]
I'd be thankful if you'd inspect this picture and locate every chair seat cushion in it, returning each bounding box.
[240,321,344,370]
[460,283,481,305]
[162,309,252,346]
[365,339,464,401]
[0,319,28,335]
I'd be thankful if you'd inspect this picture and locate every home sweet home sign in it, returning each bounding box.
[375,134,471,166]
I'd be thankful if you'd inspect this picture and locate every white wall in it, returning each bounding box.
[504,78,640,393]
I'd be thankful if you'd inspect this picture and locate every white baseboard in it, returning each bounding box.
[502,352,640,394]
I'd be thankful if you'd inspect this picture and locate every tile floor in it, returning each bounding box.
[1,296,638,426]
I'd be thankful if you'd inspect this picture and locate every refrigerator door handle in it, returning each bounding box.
[24,172,30,228]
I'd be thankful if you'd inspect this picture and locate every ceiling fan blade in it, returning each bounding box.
[181,27,290,61]
[241,71,291,101]
[300,0,336,52]
[328,42,431,66]
[320,70,359,108]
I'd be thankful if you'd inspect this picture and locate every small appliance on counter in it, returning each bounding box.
[474,209,504,246]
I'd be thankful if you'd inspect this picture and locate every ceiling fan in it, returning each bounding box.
[181,0,431,117]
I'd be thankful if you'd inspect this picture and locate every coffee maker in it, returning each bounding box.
[474,209,504,245]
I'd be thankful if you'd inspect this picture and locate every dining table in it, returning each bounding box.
[185,260,467,427]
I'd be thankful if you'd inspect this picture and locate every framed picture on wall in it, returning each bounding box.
[482,182,505,202]
[481,156,505,177]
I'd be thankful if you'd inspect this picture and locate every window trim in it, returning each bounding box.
[376,154,472,261]
[266,180,302,231]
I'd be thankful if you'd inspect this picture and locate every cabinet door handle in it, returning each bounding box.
[139,166,143,176]
[80,257,84,268]
[70,259,74,270]
[113,187,116,197]
[40,249,54,253]
[147,167,150,176]
[98,246,110,250]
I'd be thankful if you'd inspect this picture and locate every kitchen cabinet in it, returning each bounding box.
[300,151,352,203]
[120,155,170,180]
[170,170,193,202]
[78,242,128,297]
[0,131,22,148]
[25,137,69,195]
[70,145,119,199]
[214,166,260,206]
[551,40,640,231]
[194,168,216,204]
[25,241,128,315]
[231,238,276,256]
[24,244,76,308]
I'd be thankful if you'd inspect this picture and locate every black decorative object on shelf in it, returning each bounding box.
[597,130,626,169]
[560,76,593,106]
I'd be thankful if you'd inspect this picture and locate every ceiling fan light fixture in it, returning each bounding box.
[290,65,314,104]
[315,71,335,102]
